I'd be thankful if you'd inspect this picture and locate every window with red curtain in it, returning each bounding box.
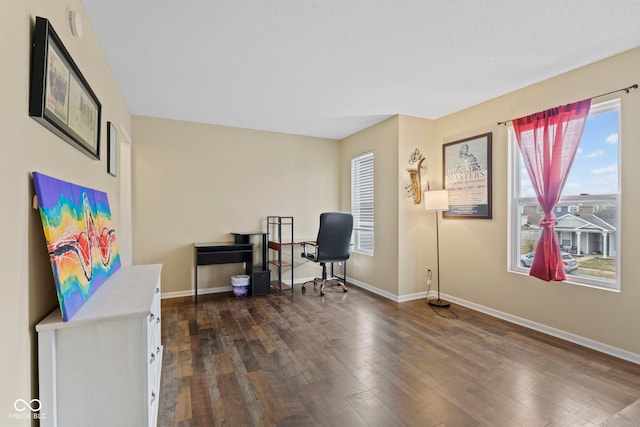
[510,99,621,289]
[512,99,591,281]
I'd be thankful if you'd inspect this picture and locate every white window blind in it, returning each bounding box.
[351,152,374,255]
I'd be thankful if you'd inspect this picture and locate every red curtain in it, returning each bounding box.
[513,99,591,281]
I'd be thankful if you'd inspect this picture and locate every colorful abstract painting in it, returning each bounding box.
[33,172,121,321]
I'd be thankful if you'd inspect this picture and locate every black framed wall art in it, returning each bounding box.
[107,122,117,176]
[29,16,102,159]
[442,132,492,219]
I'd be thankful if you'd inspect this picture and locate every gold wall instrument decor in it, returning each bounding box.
[405,148,427,204]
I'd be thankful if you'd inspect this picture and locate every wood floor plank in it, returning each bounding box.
[346,390,403,426]
[215,371,254,426]
[247,369,291,425]
[158,286,640,426]
[602,398,640,427]
[175,377,192,422]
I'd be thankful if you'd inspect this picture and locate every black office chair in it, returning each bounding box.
[300,212,353,296]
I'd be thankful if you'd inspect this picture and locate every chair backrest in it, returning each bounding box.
[315,212,354,263]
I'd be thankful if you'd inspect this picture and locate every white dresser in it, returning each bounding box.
[36,264,163,427]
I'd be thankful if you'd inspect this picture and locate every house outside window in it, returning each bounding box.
[510,99,620,290]
[351,151,374,255]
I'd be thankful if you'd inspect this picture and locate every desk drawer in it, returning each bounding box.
[197,250,251,265]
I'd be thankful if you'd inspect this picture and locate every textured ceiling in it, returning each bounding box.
[81,0,640,139]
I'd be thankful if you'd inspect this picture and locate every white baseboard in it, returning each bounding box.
[441,293,640,365]
[345,276,421,302]
[160,277,314,300]
[344,276,640,365]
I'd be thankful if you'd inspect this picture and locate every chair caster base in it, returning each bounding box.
[302,278,348,297]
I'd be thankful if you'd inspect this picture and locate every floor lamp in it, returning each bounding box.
[424,189,450,308]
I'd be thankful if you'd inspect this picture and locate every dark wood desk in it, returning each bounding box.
[193,242,253,303]
[230,232,268,268]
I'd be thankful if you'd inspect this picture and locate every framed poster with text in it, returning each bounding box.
[443,132,492,219]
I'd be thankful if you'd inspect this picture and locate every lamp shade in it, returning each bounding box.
[424,190,449,212]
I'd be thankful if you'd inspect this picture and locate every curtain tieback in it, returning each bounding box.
[539,214,557,228]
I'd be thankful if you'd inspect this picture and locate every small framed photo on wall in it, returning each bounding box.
[107,122,117,177]
[442,132,492,219]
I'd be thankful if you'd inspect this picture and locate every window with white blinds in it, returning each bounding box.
[351,151,374,255]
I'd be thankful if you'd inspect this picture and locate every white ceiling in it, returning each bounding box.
[81,0,640,140]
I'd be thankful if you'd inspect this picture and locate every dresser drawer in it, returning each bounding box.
[146,283,162,427]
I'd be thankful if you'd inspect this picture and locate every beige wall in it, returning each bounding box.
[0,1,131,424]
[339,48,640,357]
[2,3,639,421]
[339,115,438,299]
[430,48,640,356]
[132,116,340,295]
[398,115,436,297]
[340,116,400,295]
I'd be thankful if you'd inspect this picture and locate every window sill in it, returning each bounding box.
[508,267,620,292]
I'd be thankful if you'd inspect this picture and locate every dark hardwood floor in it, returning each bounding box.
[158,284,640,426]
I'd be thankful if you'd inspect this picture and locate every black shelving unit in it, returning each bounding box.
[266,216,294,295]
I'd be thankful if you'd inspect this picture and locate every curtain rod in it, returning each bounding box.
[497,83,638,125]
